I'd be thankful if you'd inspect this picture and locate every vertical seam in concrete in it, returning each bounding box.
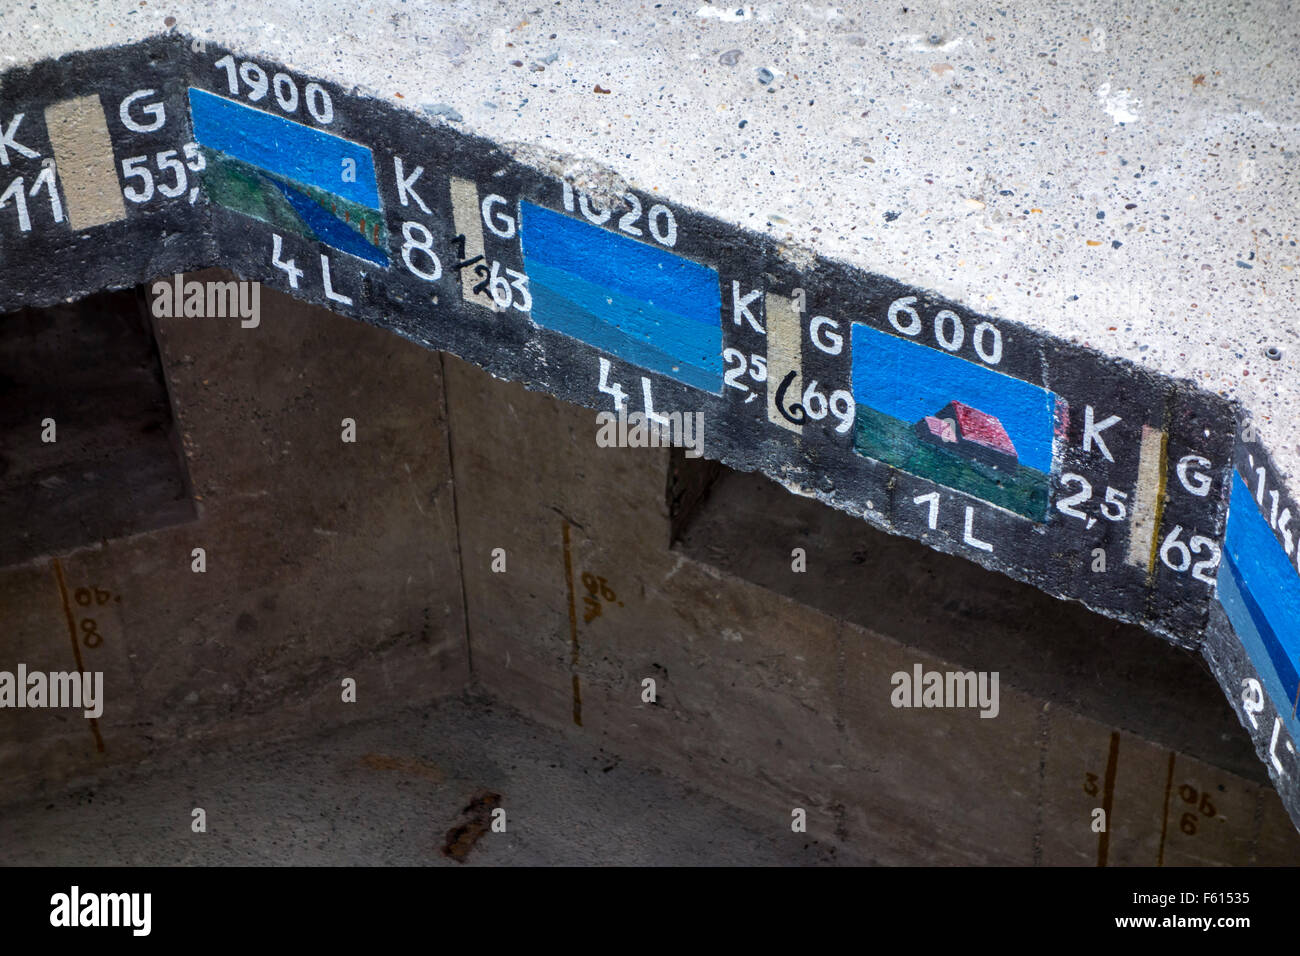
[1249,782,1263,864]
[140,282,202,514]
[1157,750,1176,866]
[438,353,474,678]
[1032,701,1049,866]
[562,520,582,727]
[1096,730,1120,866]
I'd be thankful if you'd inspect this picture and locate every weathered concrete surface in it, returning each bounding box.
[7,0,1295,488]
[0,287,197,566]
[1,282,1296,861]
[0,272,468,803]
[673,462,1263,781]
[443,354,1300,863]
[0,693,850,866]
[1,12,1297,806]
[2,1,1299,847]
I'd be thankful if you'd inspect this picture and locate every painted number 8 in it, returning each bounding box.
[400,221,442,281]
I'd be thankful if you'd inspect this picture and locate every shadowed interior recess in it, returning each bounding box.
[0,287,196,568]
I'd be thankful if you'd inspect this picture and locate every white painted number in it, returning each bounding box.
[182,142,206,172]
[1056,474,1091,520]
[829,390,855,433]
[887,296,921,336]
[1100,486,1128,521]
[934,310,964,351]
[305,83,333,124]
[598,357,628,411]
[567,184,678,247]
[798,380,854,433]
[31,166,62,225]
[0,175,29,231]
[120,156,154,203]
[400,221,442,281]
[973,321,1002,364]
[721,349,767,392]
[487,261,512,309]
[1241,678,1264,730]
[579,193,609,225]
[120,146,202,205]
[914,492,940,530]
[648,204,677,246]
[1160,525,1192,572]
[886,297,1003,366]
[214,54,239,94]
[506,268,531,311]
[273,73,299,113]
[271,233,303,288]
[722,349,747,391]
[0,168,64,233]
[802,381,829,420]
[1189,534,1221,584]
[1159,525,1221,585]
[1056,473,1127,523]
[214,55,333,124]
[239,61,268,100]
[617,193,643,236]
[154,149,187,198]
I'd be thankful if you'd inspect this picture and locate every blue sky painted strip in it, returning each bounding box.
[528,281,720,393]
[520,201,722,392]
[1222,472,1300,717]
[526,261,720,372]
[1219,552,1300,740]
[189,87,380,209]
[520,202,721,326]
[851,323,1057,474]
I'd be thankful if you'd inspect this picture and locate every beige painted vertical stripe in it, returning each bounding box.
[1126,424,1168,571]
[448,176,497,309]
[765,292,802,434]
[44,94,125,231]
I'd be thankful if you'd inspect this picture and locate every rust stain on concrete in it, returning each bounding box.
[441,790,502,862]
[359,752,445,781]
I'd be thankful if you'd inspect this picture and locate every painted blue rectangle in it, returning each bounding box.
[850,323,1057,474]
[1222,471,1300,712]
[189,87,380,209]
[267,177,388,266]
[1219,552,1300,740]
[519,201,722,393]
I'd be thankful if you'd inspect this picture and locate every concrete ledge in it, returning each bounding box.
[2,17,1299,831]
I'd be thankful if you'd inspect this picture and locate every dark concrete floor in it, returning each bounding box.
[0,691,856,866]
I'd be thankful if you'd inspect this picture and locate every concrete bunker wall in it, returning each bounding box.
[4,274,1299,863]
[1,275,468,800]
[1,32,1299,844]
